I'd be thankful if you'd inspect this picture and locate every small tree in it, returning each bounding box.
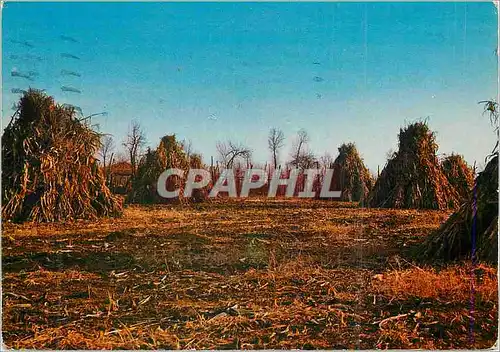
[216,140,252,169]
[293,129,309,161]
[123,120,146,179]
[290,129,316,169]
[268,127,285,169]
[320,152,334,169]
[181,138,193,159]
[98,135,115,185]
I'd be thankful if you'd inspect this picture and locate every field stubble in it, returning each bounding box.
[2,198,497,349]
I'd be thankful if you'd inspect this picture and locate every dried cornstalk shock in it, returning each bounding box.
[441,153,474,201]
[421,155,498,263]
[2,89,123,222]
[330,143,373,204]
[127,135,210,204]
[368,121,460,210]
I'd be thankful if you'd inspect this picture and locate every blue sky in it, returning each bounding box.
[2,2,498,172]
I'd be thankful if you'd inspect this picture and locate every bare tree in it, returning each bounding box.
[98,135,115,183]
[113,152,129,163]
[268,127,285,169]
[294,129,309,161]
[290,129,315,169]
[292,150,317,169]
[216,140,252,169]
[320,152,334,169]
[181,138,193,160]
[123,120,146,178]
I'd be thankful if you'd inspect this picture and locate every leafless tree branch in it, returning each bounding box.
[123,120,146,178]
[290,129,316,169]
[217,140,252,169]
[98,135,115,184]
[268,127,285,169]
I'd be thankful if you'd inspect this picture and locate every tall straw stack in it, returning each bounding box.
[128,134,195,203]
[331,143,373,203]
[421,155,497,262]
[2,89,122,222]
[368,122,460,209]
[441,153,474,201]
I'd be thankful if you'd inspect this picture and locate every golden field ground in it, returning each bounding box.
[2,199,498,349]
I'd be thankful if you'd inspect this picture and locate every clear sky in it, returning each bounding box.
[2,2,498,172]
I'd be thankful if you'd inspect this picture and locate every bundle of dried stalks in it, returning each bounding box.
[421,155,498,262]
[441,153,474,201]
[331,143,373,203]
[368,122,460,209]
[189,153,210,202]
[2,89,122,222]
[127,135,205,203]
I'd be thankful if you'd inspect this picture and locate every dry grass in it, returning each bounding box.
[2,199,497,349]
[373,264,497,303]
[371,264,498,349]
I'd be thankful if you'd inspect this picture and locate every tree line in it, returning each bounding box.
[98,121,348,189]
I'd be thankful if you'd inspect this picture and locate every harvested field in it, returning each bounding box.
[2,199,497,349]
